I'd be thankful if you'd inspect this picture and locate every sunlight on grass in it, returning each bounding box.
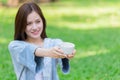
[0,37,8,44]
[43,6,120,30]
[0,8,16,27]
[0,8,17,15]
[75,48,109,59]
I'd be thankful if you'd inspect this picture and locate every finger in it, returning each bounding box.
[59,55,65,58]
[67,54,74,59]
[59,54,67,58]
[54,47,64,54]
[53,50,66,58]
[71,49,76,55]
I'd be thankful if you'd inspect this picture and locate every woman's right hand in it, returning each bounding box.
[47,47,67,58]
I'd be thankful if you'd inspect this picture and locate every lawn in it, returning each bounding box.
[0,0,120,80]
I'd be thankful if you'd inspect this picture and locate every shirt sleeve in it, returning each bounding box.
[8,41,44,73]
[53,39,70,74]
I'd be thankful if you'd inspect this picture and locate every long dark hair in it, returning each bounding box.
[14,2,47,40]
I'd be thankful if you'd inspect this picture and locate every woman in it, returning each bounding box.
[8,2,76,80]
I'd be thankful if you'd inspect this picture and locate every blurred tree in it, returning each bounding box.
[7,0,19,7]
[36,0,59,3]
[7,0,59,7]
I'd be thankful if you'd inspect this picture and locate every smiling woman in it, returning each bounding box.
[25,11,44,42]
[8,1,76,80]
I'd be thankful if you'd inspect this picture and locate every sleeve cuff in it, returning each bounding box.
[61,58,70,74]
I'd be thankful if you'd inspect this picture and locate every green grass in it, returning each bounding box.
[0,0,120,80]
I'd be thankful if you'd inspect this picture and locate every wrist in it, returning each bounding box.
[35,48,50,57]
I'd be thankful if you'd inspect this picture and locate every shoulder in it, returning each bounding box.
[8,40,36,51]
[8,40,27,48]
[45,38,63,43]
[8,40,38,55]
[45,38,62,42]
[44,38,63,46]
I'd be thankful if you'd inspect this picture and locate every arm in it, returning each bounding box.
[61,50,76,74]
[51,39,71,74]
[8,41,43,73]
[35,47,67,58]
[52,39,76,74]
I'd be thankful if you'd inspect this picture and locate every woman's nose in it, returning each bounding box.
[32,23,37,29]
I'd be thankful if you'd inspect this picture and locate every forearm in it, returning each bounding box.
[34,47,67,58]
[35,48,49,57]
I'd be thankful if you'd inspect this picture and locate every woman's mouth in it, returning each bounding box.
[32,30,40,35]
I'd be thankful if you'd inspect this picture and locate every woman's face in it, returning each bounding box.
[25,11,43,40]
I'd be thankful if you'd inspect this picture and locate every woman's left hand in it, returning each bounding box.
[66,49,76,59]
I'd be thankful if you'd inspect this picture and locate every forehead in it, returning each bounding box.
[27,11,41,21]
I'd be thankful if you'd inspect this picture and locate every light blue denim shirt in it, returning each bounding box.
[8,38,70,80]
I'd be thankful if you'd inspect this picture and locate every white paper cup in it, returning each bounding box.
[59,42,75,54]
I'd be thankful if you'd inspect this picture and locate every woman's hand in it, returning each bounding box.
[66,49,76,59]
[47,47,67,58]
[35,47,76,59]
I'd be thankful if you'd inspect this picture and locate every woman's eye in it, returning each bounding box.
[27,22,32,25]
[36,20,40,23]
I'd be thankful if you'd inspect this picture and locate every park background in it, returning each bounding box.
[0,0,120,80]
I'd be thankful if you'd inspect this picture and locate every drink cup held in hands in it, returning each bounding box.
[59,42,75,54]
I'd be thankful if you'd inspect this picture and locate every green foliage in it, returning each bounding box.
[0,0,120,80]
[0,0,8,4]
